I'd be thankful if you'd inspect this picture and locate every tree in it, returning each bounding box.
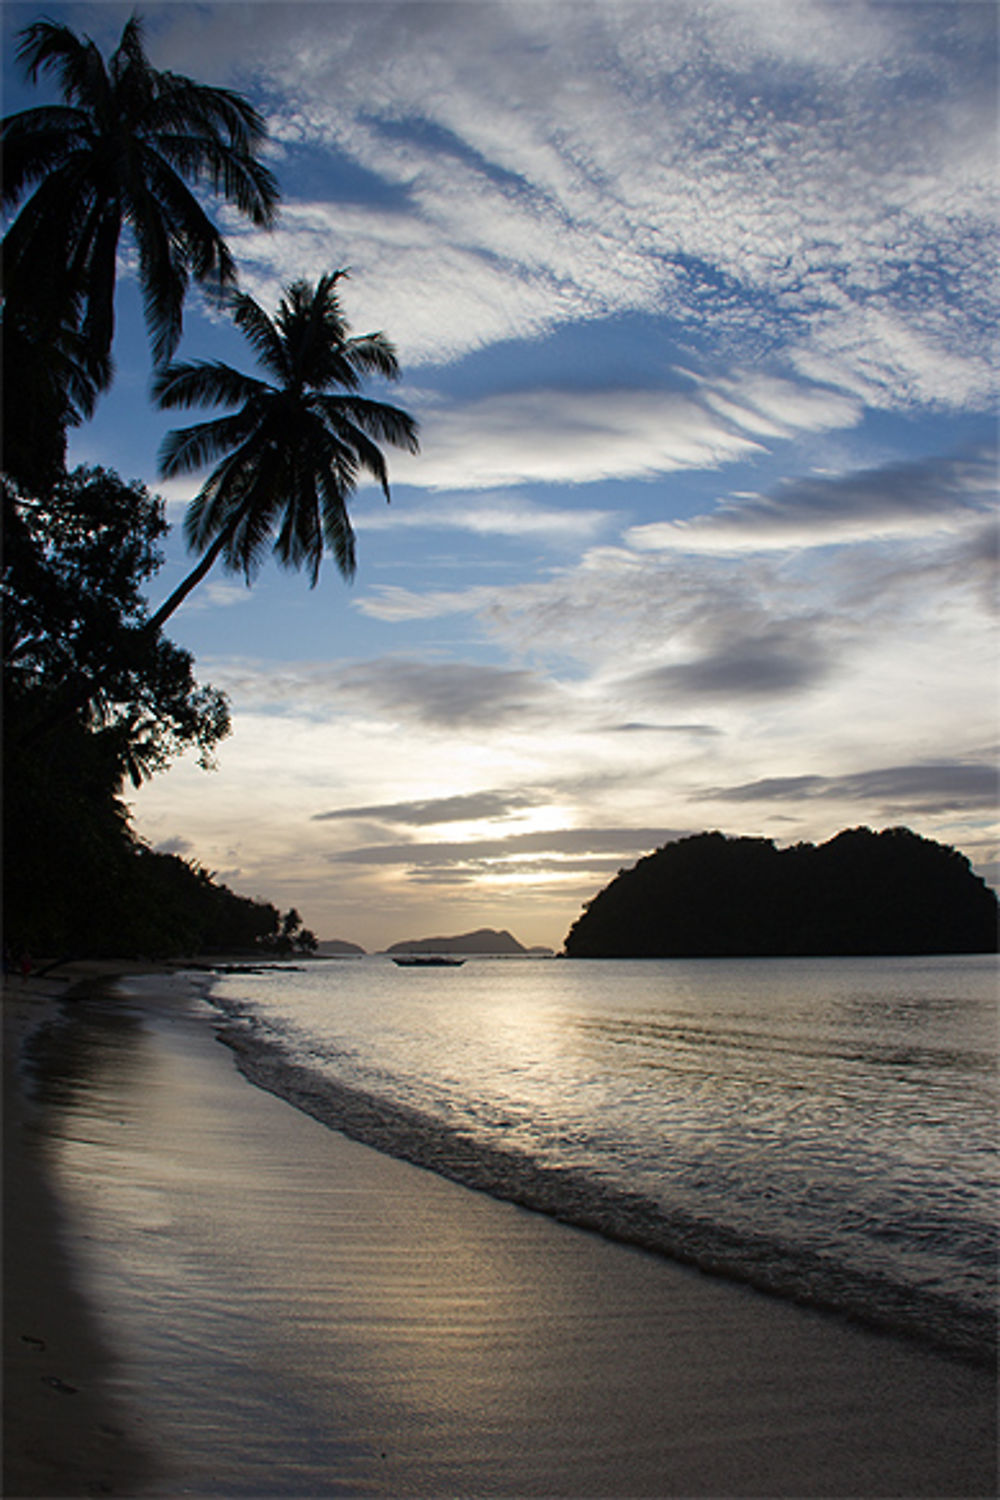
[2,466,240,957]
[1,301,111,495]
[1,13,279,488]
[3,466,230,779]
[562,828,999,957]
[261,909,319,956]
[148,272,419,629]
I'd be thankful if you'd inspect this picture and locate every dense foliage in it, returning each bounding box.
[4,468,230,771]
[563,828,999,958]
[2,468,281,959]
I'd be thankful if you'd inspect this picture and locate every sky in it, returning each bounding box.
[3,0,997,951]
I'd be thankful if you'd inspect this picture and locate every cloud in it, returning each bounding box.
[605,721,722,736]
[190,0,995,406]
[355,492,614,541]
[389,386,766,490]
[327,826,686,867]
[627,448,998,555]
[154,835,194,856]
[380,370,863,493]
[704,760,999,814]
[355,585,495,624]
[313,787,545,825]
[195,655,560,732]
[337,657,555,729]
[629,623,830,701]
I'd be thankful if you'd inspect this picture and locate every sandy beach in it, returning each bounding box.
[3,967,997,1498]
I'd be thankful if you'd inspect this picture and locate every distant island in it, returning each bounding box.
[385,928,549,956]
[563,827,999,959]
[314,928,554,957]
[315,938,367,957]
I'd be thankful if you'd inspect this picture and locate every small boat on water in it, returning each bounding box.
[392,954,465,967]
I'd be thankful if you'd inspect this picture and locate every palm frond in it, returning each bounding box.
[315,393,420,454]
[111,15,147,77]
[183,444,260,551]
[230,293,289,381]
[216,447,286,578]
[150,121,279,226]
[316,463,359,580]
[16,21,101,103]
[153,359,270,413]
[273,466,321,582]
[0,107,92,208]
[78,205,121,373]
[153,74,271,155]
[158,406,265,478]
[1,157,94,289]
[124,180,189,368]
[342,330,402,383]
[137,146,234,283]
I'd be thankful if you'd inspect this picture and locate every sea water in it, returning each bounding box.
[204,953,998,1362]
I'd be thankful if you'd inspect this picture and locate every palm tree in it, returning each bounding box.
[149,272,419,631]
[2,298,111,494]
[2,13,278,385]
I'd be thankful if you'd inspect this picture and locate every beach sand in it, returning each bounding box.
[3,968,997,1498]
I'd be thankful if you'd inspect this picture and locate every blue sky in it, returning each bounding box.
[4,0,997,950]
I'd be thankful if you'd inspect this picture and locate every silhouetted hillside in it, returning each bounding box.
[386,928,528,955]
[563,827,999,958]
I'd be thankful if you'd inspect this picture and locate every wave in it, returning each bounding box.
[212,998,997,1368]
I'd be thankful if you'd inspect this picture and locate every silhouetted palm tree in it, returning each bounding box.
[2,14,278,383]
[2,302,112,493]
[149,272,419,630]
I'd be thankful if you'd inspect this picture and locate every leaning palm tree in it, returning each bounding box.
[149,272,419,631]
[2,13,278,382]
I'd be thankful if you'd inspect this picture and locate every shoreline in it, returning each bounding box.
[4,966,998,1497]
[218,999,996,1369]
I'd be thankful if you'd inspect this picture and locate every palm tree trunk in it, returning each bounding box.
[146,526,232,634]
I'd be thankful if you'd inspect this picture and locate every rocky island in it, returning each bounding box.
[563,827,999,958]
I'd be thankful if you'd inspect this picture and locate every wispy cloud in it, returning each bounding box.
[327,826,687,868]
[313,787,545,826]
[627,449,998,555]
[383,372,862,492]
[628,622,831,701]
[703,760,999,815]
[337,658,557,730]
[355,492,614,541]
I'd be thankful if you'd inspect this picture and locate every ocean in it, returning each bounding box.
[205,952,998,1364]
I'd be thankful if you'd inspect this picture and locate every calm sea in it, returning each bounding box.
[205,953,998,1362]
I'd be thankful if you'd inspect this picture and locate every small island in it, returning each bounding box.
[385,927,534,956]
[563,827,999,958]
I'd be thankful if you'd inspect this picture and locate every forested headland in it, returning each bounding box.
[563,827,999,958]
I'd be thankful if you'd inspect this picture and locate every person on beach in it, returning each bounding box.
[19,951,33,982]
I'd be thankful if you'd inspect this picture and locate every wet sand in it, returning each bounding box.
[4,969,997,1497]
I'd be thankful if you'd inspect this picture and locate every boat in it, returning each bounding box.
[391,954,465,967]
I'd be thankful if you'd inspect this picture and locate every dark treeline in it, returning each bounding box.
[2,467,318,961]
[564,827,1000,958]
[2,16,414,961]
